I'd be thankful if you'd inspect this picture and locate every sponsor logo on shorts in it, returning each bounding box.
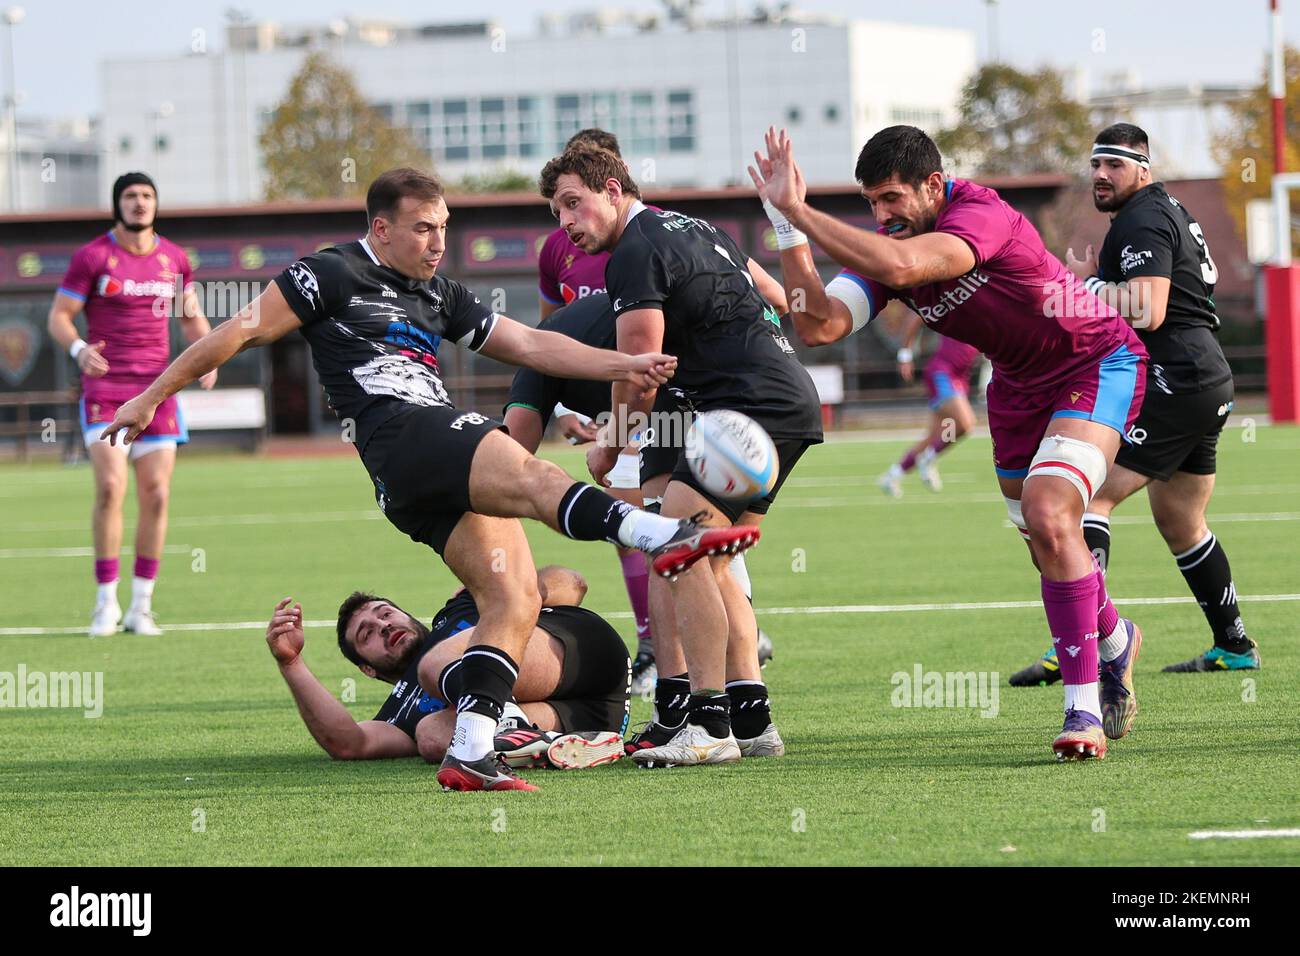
[1070,391,1082,403]
[1125,424,1148,444]
[450,411,490,431]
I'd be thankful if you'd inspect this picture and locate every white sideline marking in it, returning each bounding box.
[1188,829,1300,840]
[0,544,192,559]
[5,592,1299,637]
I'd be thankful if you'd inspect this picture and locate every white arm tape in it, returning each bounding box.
[69,339,87,360]
[553,402,591,425]
[825,275,874,333]
[761,199,808,250]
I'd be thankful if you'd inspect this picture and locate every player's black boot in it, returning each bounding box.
[1010,646,1062,686]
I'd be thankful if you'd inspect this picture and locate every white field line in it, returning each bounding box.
[1188,829,1300,840]
[0,544,193,559]
[4,592,1299,637]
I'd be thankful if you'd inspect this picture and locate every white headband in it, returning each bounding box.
[1091,143,1150,169]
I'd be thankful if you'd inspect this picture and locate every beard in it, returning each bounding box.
[121,217,154,232]
[380,617,431,681]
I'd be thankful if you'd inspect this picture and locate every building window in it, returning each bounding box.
[119,136,131,153]
[443,99,469,161]
[889,107,943,129]
[554,94,581,151]
[406,100,433,151]
[517,96,541,157]
[824,103,840,122]
[481,97,506,159]
[373,101,394,123]
[786,105,801,124]
[666,90,695,152]
[628,92,655,153]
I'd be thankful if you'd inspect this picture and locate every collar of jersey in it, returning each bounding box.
[622,199,648,231]
[106,230,160,257]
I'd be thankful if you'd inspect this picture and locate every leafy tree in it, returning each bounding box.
[1214,46,1300,249]
[937,64,1094,176]
[259,51,428,200]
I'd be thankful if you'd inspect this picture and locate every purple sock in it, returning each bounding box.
[1041,574,1100,685]
[620,551,652,651]
[899,449,919,472]
[927,435,949,455]
[1095,567,1120,637]
[95,558,119,585]
[134,556,160,581]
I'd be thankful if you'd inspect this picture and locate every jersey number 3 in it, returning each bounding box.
[1188,222,1219,285]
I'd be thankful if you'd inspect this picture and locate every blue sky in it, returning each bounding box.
[10,0,1288,120]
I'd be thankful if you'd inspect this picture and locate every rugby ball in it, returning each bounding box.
[685,410,778,501]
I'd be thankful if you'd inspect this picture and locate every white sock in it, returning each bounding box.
[1064,682,1102,722]
[130,576,156,611]
[498,700,529,729]
[729,552,753,600]
[617,509,683,552]
[449,711,498,761]
[1098,623,1128,662]
[888,463,904,479]
[96,582,119,607]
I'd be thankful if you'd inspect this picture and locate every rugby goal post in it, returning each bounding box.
[1265,173,1300,421]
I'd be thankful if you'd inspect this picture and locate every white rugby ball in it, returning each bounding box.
[685,410,778,501]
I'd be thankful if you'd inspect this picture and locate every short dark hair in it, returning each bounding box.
[539,144,641,201]
[566,128,622,157]
[1094,123,1149,155]
[366,167,444,227]
[854,125,943,189]
[336,591,391,668]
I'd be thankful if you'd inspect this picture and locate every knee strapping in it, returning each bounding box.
[1024,434,1108,507]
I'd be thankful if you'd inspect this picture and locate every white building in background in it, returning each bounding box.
[98,13,976,205]
[0,116,100,211]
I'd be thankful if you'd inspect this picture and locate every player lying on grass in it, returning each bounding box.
[751,125,1149,761]
[265,565,629,770]
[501,290,775,709]
[100,167,759,793]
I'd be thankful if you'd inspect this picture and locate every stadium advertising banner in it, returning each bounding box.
[458,227,551,272]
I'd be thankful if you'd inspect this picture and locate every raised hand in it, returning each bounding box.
[266,597,305,666]
[747,126,807,217]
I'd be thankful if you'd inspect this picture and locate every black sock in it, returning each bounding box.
[557,482,634,544]
[452,647,519,722]
[687,690,731,738]
[726,680,771,739]
[653,674,690,728]
[1083,513,1111,574]
[1175,531,1250,652]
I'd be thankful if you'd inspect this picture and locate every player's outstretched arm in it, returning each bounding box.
[266,598,416,761]
[480,314,676,390]
[753,125,975,288]
[100,283,303,444]
[178,283,218,390]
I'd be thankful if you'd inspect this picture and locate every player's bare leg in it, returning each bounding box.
[468,428,756,571]
[631,481,741,767]
[1010,461,1147,687]
[1148,471,1259,672]
[1012,418,1137,758]
[435,511,542,791]
[124,446,175,635]
[880,393,974,497]
[88,440,128,636]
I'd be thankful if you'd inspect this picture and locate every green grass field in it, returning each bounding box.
[1,425,1296,866]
